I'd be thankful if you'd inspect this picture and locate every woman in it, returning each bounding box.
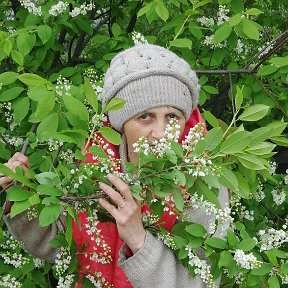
[1,44,228,287]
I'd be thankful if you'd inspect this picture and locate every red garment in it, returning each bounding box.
[72,108,205,287]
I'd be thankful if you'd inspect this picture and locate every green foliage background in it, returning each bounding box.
[0,0,287,287]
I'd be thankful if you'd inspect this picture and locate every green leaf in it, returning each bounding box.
[65,214,73,247]
[257,65,279,76]
[241,18,260,40]
[16,31,36,56]
[228,13,242,26]
[172,170,186,186]
[137,2,153,17]
[13,97,30,122]
[173,235,188,249]
[0,87,24,101]
[251,263,273,275]
[268,275,280,288]
[18,73,48,86]
[0,163,32,187]
[169,38,192,49]
[75,17,93,35]
[203,110,219,127]
[238,104,269,121]
[218,251,234,267]
[99,127,122,145]
[270,136,288,146]
[10,200,31,218]
[112,23,121,37]
[84,78,99,113]
[6,186,33,201]
[172,188,184,211]
[205,237,227,249]
[235,85,243,111]
[0,72,19,85]
[193,180,220,207]
[203,85,219,95]
[198,127,223,155]
[227,229,239,248]
[3,39,13,56]
[245,8,263,16]
[155,0,169,22]
[35,172,60,185]
[185,223,207,237]
[37,185,64,196]
[238,154,266,170]
[219,131,250,155]
[103,97,125,113]
[37,25,52,44]
[269,57,288,67]
[62,95,89,123]
[235,172,250,199]
[11,50,24,66]
[92,34,110,44]
[236,238,257,251]
[39,204,62,227]
[219,166,238,192]
[245,142,276,155]
[213,24,232,44]
[36,112,59,141]
[89,145,109,159]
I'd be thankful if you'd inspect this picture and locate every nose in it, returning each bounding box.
[150,120,166,142]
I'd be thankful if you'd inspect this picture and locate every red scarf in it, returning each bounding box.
[72,108,205,287]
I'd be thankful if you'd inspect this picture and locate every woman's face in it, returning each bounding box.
[123,106,186,164]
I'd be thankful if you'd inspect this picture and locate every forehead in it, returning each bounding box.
[139,106,183,114]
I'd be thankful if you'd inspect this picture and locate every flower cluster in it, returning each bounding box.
[57,274,75,288]
[60,149,75,164]
[253,182,265,202]
[157,231,177,250]
[0,275,22,288]
[197,16,215,27]
[231,195,254,221]
[271,188,286,206]
[55,75,71,100]
[233,249,261,270]
[189,193,233,235]
[84,210,113,264]
[85,273,114,288]
[83,68,103,101]
[19,0,42,16]
[181,123,205,153]
[203,35,226,48]
[132,31,148,45]
[69,2,95,18]
[186,247,217,288]
[55,247,72,276]
[47,139,64,152]
[0,232,30,268]
[258,227,288,251]
[49,1,68,16]
[216,5,230,25]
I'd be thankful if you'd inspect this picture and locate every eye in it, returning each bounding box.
[167,113,177,119]
[139,113,150,120]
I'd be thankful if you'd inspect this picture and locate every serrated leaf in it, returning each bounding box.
[219,131,250,154]
[37,185,64,196]
[245,8,263,16]
[245,142,276,155]
[269,57,288,67]
[37,25,52,44]
[241,18,260,40]
[6,186,33,201]
[99,126,122,145]
[11,50,24,66]
[13,97,30,122]
[205,237,227,249]
[84,78,98,113]
[62,95,89,123]
[172,188,184,211]
[238,154,266,170]
[185,223,207,237]
[238,104,269,121]
[36,112,59,141]
[203,110,219,127]
[236,238,257,251]
[112,23,121,37]
[103,97,126,113]
[228,13,242,26]
[0,72,19,85]
[0,164,32,187]
[10,200,31,218]
[257,65,278,76]
[235,85,243,111]
[169,38,192,49]
[89,145,109,159]
[39,205,62,227]
[0,87,24,101]
[268,275,280,288]
[155,0,169,22]
[18,73,48,86]
[214,24,232,44]
[16,31,36,56]
[219,166,238,192]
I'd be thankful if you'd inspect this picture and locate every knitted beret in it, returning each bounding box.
[101,44,200,131]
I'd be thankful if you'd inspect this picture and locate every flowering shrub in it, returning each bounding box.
[0,0,287,287]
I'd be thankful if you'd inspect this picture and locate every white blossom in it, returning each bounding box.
[0,275,22,288]
[271,188,286,205]
[69,2,95,18]
[49,1,68,16]
[234,249,261,270]
[258,228,288,251]
[19,0,42,16]
[197,16,215,27]
[132,31,148,45]
[216,5,230,25]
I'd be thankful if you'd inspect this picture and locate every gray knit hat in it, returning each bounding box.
[101,44,200,132]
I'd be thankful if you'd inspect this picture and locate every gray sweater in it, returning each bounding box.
[4,188,228,287]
